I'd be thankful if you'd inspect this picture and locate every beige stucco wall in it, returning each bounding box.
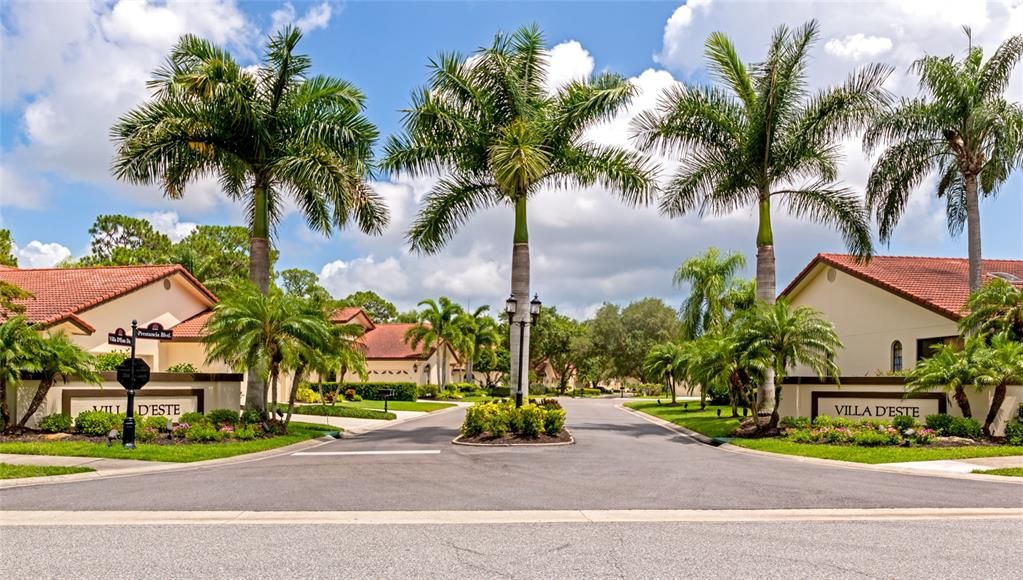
[9,373,241,428]
[159,341,231,373]
[56,273,214,372]
[777,381,1023,436]
[786,265,960,377]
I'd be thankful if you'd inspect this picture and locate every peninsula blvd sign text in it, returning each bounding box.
[811,392,947,420]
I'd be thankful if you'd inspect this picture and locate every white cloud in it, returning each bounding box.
[825,33,893,60]
[14,241,71,268]
[139,211,198,242]
[656,0,714,67]
[546,41,595,92]
[0,164,49,210]
[271,2,335,33]
[319,256,410,299]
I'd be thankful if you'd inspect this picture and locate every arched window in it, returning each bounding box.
[891,341,903,372]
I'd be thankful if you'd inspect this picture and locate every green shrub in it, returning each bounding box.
[707,383,730,405]
[482,407,510,437]
[441,390,463,400]
[137,427,158,442]
[296,387,321,403]
[170,423,191,438]
[852,429,898,447]
[488,386,511,398]
[543,408,566,436]
[166,362,197,373]
[185,423,223,442]
[533,398,563,410]
[812,415,834,427]
[75,410,123,436]
[418,384,441,399]
[461,404,488,437]
[1004,421,1023,446]
[780,416,811,430]
[38,413,72,433]
[178,411,208,426]
[93,350,129,372]
[914,428,937,445]
[516,405,545,437]
[925,414,954,434]
[240,408,265,425]
[206,409,239,426]
[233,426,257,440]
[892,415,916,431]
[945,417,982,439]
[315,382,418,401]
[142,416,170,432]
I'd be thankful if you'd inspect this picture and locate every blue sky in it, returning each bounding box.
[1,1,1020,315]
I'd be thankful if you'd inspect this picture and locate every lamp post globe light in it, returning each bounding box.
[505,293,541,408]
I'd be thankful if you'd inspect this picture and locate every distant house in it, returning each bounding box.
[330,307,460,386]
[777,253,1023,433]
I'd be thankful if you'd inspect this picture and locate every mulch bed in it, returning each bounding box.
[456,430,573,445]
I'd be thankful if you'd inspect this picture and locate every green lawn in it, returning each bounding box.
[0,463,96,480]
[344,400,455,412]
[972,467,1023,477]
[730,438,1023,464]
[0,422,335,463]
[281,404,395,420]
[626,402,740,438]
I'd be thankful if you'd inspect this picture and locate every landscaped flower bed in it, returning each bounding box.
[777,414,997,448]
[457,399,570,445]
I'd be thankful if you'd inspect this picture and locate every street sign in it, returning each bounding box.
[107,328,133,346]
[116,358,151,390]
[136,322,173,341]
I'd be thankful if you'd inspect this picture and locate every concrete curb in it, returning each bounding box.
[618,403,1023,486]
[451,430,575,447]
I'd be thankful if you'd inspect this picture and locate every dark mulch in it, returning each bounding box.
[458,430,573,445]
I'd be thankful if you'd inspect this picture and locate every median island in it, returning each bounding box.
[455,399,571,446]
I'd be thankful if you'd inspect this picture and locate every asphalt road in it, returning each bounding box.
[1,398,1021,511]
[3,519,1021,579]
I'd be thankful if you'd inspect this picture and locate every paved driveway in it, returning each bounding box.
[1,398,1021,511]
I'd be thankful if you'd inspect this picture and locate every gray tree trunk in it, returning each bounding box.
[756,243,777,418]
[245,178,271,413]
[964,174,983,292]
[509,243,531,402]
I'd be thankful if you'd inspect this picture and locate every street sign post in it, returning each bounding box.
[107,319,171,449]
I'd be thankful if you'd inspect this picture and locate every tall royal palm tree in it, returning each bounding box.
[865,30,1023,291]
[204,283,332,415]
[737,300,842,427]
[633,20,888,415]
[383,25,658,400]
[15,332,100,431]
[112,26,387,408]
[404,297,465,389]
[673,247,747,339]
[0,317,39,431]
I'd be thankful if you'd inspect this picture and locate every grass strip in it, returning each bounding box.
[0,463,96,480]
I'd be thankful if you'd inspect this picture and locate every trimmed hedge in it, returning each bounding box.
[315,382,418,402]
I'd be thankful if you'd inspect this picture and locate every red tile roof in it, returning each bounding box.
[329,306,375,330]
[0,264,217,329]
[170,310,213,339]
[359,323,432,359]
[782,254,1023,320]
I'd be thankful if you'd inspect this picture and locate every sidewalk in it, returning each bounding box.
[0,453,174,473]
[879,455,1023,474]
[290,409,427,434]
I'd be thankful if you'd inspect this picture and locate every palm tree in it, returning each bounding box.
[633,20,887,414]
[383,24,658,401]
[405,297,465,389]
[643,342,688,405]
[673,247,747,339]
[203,283,332,415]
[687,333,758,418]
[0,317,39,430]
[111,27,386,411]
[960,278,1023,340]
[318,321,368,405]
[15,331,101,431]
[737,300,842,427]
[975,334,1023,436]
[865,30,1023,291]
[906,337,988,418]
[454,306,500,385]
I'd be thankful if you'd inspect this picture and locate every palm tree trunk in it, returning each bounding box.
[755,195,777,421]
[983,382,1006,437]
[953,385,973,418]
[964,173,983,292]
[268,363,280,416]
[16,377,54,429]
[245,177,271,413]
[284,363,305,427]
[669,377,677,405]
[0,376,11,432]
[509,196,531,404]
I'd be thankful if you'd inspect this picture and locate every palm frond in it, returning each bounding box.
[406,175,500,254]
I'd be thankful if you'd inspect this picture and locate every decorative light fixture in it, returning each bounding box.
[529,294,542,323]
[504,293,518,318]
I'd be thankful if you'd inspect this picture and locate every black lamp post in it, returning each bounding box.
[505,293,541,408]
